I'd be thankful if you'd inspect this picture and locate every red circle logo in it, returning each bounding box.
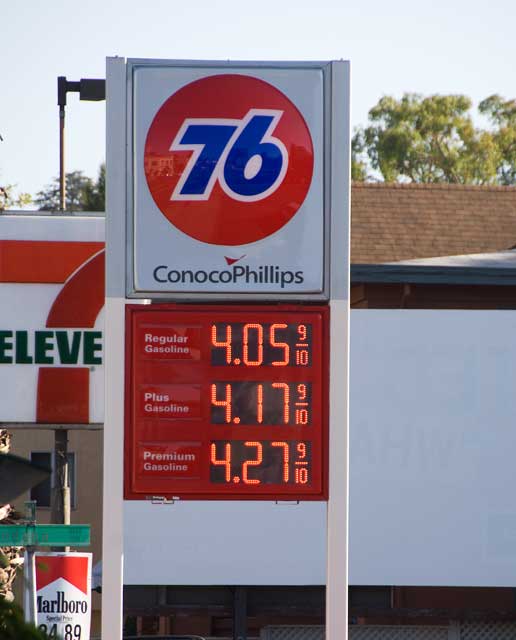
[144,74,314,246]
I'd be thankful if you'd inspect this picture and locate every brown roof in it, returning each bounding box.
[351,182,516,263]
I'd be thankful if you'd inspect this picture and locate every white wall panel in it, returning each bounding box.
[349,310,516,586]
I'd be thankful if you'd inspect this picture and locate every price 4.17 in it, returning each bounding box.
[211,381,311,426]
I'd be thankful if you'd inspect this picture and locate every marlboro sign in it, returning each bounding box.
[28,552,92,639]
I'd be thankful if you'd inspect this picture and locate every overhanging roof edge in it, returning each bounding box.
[351,264,516,286]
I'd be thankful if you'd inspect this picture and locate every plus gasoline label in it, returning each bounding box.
[144,74,314,246]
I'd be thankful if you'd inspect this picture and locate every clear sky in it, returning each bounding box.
[2,0,516,199]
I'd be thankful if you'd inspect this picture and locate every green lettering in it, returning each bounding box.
[83,331,102,365]
[0,331,13,364]
[55,331,81,364]
[15,331,33,364]
[35,331,54,364]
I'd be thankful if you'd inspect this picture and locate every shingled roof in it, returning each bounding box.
[351,182,516,264]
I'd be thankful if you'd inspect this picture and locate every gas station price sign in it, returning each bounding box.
[125,304,329,500]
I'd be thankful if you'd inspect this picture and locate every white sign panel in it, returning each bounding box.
[129,61,328,298]
[350,310,516,587]
[29,552,92,639]
[0,214,104,424]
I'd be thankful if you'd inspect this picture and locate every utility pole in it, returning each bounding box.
[52,77,106,547]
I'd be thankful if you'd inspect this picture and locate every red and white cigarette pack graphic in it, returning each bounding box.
[29,552,92,639]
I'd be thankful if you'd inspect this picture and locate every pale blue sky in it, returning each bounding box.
[2,0,516,199]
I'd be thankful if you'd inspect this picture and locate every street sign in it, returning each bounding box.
[0,525,90,547]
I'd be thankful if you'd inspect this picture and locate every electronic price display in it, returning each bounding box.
[125,304,329,500]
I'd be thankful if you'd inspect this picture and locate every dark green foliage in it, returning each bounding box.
[0,597,48,639]
[353,93,516,185]
[35,164,105,212]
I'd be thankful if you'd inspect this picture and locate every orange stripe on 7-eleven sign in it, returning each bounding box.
[0,240,105,424]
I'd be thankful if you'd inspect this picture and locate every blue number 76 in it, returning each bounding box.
[170,109,288,202]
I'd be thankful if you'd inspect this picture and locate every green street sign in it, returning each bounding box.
[0,524,90,547]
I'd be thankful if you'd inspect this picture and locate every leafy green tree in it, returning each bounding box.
[479,94,516,185]
[82,163,105,212]
[35,170,93,212]
[0,597,47,639]
[355,93,515,185]
[351,130,369,181]
[0,133,32,210]
[0,184,31,211]
[35,165,105,212]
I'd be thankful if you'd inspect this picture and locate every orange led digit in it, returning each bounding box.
[296,348,309,366]
[242,441,263,484]
[211,383,232,423]
[272,382,290,424]
[295,466,309,484]
[272,441,289,482]
[211,442,232,482]
[295,408,309,425]
[257,383,263,424]
[270,323,289,366]
[211,323,232,364]
[243,323,263,366]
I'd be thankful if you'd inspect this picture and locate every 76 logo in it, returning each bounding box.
[170,109,288,202]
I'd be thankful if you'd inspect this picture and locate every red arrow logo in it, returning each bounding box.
[224,254,246,266]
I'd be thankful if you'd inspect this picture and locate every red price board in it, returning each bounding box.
[125,304,329,500]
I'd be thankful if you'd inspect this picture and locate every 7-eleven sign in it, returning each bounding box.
[0,216,105,424]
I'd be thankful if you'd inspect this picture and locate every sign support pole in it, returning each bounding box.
[102,56,127,640]
[326,300,349,639]
[51,428,71,551]
[326,61,351,640]
[23,547,35,625]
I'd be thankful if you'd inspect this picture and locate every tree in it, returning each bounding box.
[351,131,369,181]
[0,431,24,605]
[82,163,105,211]
[0,133,31,211]
[0,184,31,211]
[35,165,105,212]
[479,95,516,185]
[354,93,516,185]
[0,597,47,639]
